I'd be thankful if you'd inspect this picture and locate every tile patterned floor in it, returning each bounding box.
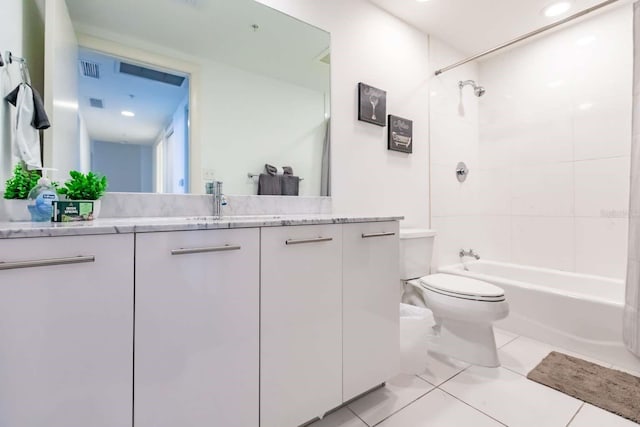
[309,328,638,427]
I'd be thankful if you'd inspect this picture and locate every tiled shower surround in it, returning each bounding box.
[430,6,632,279]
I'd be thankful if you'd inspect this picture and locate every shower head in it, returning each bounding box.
[459,80,486,97]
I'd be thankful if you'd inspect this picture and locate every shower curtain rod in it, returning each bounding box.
[434,0,621,76]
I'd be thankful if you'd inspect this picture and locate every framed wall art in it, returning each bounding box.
[358,83,387,127]
[388,115,413,153]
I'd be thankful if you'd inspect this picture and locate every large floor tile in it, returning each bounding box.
[440,366,582,427]
[569,403,638,427]
[494,328,518,349]
[498,336,559,376]
[377,389,504,427]
[308,408,367,427]
[417,351,470,386]
[499,336,611,376]
[347,374,434,427]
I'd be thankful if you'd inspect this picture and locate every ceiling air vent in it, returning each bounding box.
[80,60,100,79]
[89,98,104,109]
[119,62,186,87]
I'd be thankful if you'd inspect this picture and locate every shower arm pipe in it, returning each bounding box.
[434,0,620,76]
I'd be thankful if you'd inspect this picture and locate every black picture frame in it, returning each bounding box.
[388,115,413,153]
[358,83,386,126]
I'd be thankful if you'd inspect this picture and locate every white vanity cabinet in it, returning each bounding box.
[342,222,400,401]
[0,234,134,427]
[260,224,343,427]
[134,228,260,427]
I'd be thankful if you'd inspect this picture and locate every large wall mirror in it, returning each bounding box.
[42,0,330,195]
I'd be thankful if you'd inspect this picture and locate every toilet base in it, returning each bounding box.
[426,318,500,367]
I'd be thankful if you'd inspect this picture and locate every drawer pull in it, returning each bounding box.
[0,255,95,271]
[285,237,333,245]
[362,232,396,239]
[171,244,241,255]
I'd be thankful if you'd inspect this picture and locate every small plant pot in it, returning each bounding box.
[0,199,32,222]
[90,199,101,219]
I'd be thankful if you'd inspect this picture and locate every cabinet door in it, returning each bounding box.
[0,234,134,427]
[343,222,400,401]
[261,225,342,427]
[135,228,259,427]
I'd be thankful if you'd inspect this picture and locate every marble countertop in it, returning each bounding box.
[0,214,404,239]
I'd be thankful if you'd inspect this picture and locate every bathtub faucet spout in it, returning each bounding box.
[459,249,480,260]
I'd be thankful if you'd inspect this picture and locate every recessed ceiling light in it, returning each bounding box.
[547,80,565,88]
[121,110,135,117]
[543,2,572,17]
[579,102,593,110]
[416,0,431,3]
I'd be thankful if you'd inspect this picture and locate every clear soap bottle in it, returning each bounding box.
[27,176,59,222]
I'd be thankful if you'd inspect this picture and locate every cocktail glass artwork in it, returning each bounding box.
[369,95,379,121]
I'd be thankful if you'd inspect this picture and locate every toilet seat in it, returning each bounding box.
[418,273,505,302]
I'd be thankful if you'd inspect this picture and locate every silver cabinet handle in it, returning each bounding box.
[285,237,333,245]
[171,244,241,255]
[362,232,396,239]
[0,255,95,271]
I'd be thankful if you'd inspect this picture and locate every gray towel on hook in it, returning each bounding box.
[5,84,50,130]
[258,173,281,195]
[281,175,300,196]
[264,163,278,176]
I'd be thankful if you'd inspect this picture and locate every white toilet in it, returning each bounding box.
[400,229,509,367]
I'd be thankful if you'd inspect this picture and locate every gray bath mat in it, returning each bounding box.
[527,351,640,424]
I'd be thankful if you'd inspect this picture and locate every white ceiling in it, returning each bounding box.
[368,0,631,57]
[78,48,189,145]
[65,0,330,93]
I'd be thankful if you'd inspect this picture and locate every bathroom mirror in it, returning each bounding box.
[46,0,331,195]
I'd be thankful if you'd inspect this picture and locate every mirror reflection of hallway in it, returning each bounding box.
[80,48,190,193]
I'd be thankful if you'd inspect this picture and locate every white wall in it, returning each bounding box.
[165,93,188,194]
[78,113,91,173]
[44,0,80,183]
[0,0,45,187]
[430,6,632,279]
[91,140,152,192]
[256,0,431,227]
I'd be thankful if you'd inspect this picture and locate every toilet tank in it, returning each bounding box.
[399,229,437,280]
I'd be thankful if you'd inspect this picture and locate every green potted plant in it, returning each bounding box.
[58,171,108,218]
[1,162,41,221]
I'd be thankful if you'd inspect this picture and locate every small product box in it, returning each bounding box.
[52,201,95,222]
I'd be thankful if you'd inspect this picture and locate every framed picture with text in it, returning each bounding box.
[388,115,413,153]
[358,83,387,126]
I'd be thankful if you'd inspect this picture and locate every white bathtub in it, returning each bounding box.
[438,260,640,371]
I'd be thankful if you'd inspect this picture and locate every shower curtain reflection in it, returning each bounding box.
[624,2,640,358]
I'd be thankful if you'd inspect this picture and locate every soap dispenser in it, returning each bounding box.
[27,172,58,222]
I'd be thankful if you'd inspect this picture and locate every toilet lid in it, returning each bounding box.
[418,273,505,302]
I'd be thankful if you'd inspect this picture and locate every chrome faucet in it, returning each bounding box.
[459,249,480,260]
[206,181,226,218]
